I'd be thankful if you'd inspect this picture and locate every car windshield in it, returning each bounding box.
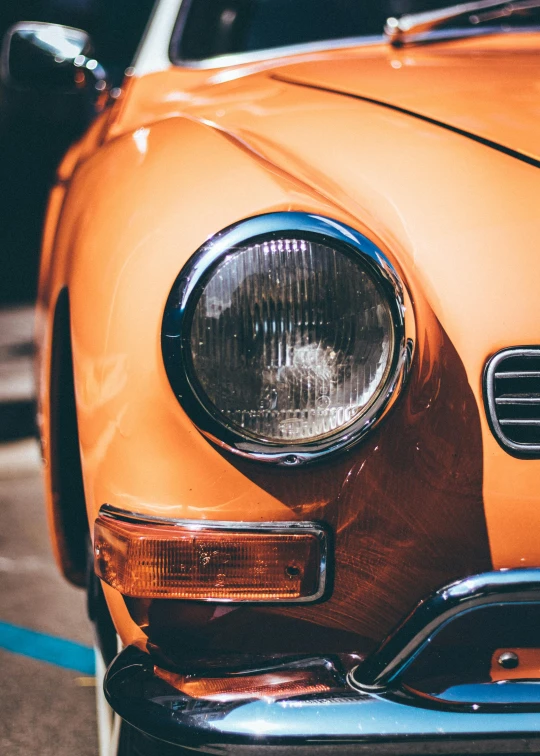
[171,0,535,62]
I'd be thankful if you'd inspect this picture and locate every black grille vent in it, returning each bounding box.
[484,348,540,456]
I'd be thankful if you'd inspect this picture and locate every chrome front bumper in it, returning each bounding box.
[104,569,540,754]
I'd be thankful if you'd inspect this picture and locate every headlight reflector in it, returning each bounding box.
[162,213,412,464]
[190,237,393,442]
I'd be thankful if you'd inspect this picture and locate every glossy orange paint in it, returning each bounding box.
[37,31,540,650]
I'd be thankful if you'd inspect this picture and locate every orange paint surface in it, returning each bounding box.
[37,31,540,646]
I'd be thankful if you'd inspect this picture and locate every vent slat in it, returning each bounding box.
[495,371,540,379]
[500,419,540,426]
[496,397,540,405]
[485,348,540,455]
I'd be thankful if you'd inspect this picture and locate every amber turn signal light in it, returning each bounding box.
[94,506,327,602]
[154,665,337,702]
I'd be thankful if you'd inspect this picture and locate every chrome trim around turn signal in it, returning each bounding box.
[95,504,330,603]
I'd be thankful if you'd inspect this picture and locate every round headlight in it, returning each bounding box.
[162,213,413,465]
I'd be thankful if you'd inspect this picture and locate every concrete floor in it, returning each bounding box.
[0,306,98,756]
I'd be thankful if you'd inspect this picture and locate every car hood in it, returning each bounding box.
[272,33,540,164]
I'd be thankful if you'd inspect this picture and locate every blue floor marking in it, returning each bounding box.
[0,621,95,674]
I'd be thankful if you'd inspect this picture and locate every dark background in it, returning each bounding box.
[0,0,155,305]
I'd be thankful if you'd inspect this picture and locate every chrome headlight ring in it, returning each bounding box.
[162,212,415,466]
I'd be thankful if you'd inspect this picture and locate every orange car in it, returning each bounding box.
[4,0,540,753]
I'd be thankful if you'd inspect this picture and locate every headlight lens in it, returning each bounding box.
[190,238,393,442]
[162,213,412,464]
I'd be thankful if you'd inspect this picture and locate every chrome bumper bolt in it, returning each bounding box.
[498,651,519,670]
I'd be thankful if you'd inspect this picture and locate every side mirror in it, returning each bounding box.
[0,22,108,95]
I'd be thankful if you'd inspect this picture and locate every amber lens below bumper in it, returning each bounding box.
[154,664,337,701]
[94,510,326,601]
